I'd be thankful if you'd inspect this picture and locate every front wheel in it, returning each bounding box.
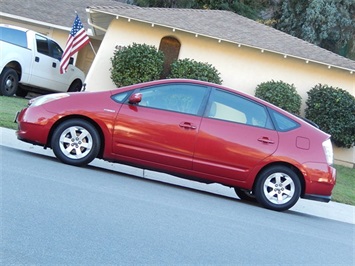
[51,119,101,166]
[254,166,301,211]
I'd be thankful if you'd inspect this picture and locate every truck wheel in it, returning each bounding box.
[15,86,28,97]
[68,80,82,92]
[0,67,19,96]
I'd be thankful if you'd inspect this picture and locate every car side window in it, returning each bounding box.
[138,84,209,115]
[112,91,132,103]
[0,27,27,47]
[36,35,63,60]
[269,109,300,131]
[206,89,273,129]
[49,40,63,61]
[36,35,50,56]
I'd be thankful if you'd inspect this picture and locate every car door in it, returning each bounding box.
[193,88,279,181]
[112,83,209,170]
[29,35,69,91]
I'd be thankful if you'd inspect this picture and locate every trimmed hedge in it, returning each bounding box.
[169,58,222,84]
[110,43,164,87]
[305,84,355,148]
[255,80,302,115]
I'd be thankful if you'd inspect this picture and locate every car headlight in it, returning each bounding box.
[322,138,334,165]
[29,93,70,107]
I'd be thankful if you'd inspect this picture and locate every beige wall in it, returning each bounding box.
[86,18,354,97]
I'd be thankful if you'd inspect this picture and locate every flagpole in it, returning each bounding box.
[89,41,97,56]
[75,10,96,56]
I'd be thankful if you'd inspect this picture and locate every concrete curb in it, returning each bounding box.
[1,127,354,224]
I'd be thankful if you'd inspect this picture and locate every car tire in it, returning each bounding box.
[234,188,257,202]
[68,80,82,92]
[254,165,301,211]
[15,86,28,97]
[0,67,19,96]
[51,119,101,166]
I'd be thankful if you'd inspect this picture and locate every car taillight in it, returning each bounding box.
[322,139,333,165]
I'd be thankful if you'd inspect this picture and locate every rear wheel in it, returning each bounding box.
[0,67,19,96]
[68,80,82,92]
[51,119,100,166]
[254,166,301,211]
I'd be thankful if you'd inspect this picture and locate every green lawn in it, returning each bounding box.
[1,95,354,206]
[0,95,28,129]
[332,164,355,205]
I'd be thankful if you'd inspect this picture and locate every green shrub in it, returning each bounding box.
[305,84,355,148]
[254,80,302,115]
[169,58,222,84]
[110,43,164,87]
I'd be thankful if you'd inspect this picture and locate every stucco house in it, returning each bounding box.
[84,4,355,167]
[1,1,355,166]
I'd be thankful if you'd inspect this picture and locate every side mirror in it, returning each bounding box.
[128,93,142,104]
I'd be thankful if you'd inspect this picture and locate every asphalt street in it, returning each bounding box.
[1,127,354,225]
[1,143,354,265]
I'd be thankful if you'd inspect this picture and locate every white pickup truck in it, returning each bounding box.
[0,24,85,96]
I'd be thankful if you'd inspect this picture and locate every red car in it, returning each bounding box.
[16,79,336,211]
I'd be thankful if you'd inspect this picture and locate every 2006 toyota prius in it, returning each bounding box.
[16,79,336,211]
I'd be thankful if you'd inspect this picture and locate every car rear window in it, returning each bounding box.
[0,27,27,48]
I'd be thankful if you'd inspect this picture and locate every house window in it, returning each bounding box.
[159,36,181,78]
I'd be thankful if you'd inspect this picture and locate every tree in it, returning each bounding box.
[133,0,197,8]
[275,0,355,56]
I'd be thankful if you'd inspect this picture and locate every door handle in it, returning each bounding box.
[35,56,40,62]
[258,137,275,144]
[52,62,57,68]
[179,122,197,129]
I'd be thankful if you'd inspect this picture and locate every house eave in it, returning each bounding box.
[0,12,71,32]
[86,8,355,74]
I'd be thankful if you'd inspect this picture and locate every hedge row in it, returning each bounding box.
[110,43,222,87]
[255,80,355,149]
[110,43,355,149]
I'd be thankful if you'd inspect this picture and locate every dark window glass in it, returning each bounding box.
[269,109,300,131]
[49,40,63,60]
[159,36,181,79]
[112,91,131,103]
[206,89,273,129]
[137,83,208,115]
[36,35,50,55]
[0,27,27,47]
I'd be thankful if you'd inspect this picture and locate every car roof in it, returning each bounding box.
[0,23,29,32]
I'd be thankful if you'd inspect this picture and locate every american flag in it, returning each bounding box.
[60,14,90,74]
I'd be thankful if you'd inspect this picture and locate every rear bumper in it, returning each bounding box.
[302,163,336,203]
[302,194,331,203]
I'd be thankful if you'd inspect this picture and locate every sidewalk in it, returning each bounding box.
[1,127,354,224]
